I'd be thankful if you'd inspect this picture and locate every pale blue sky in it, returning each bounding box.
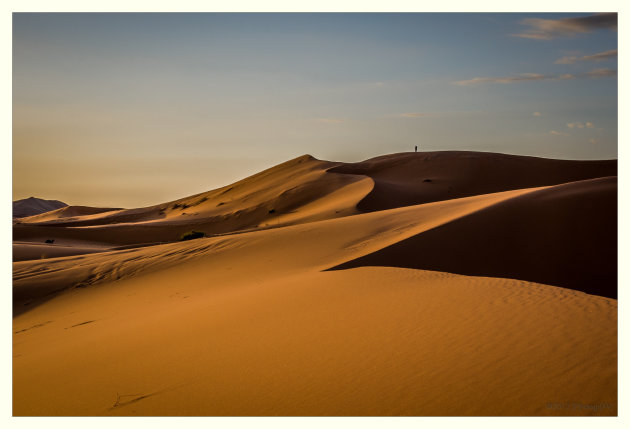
[13,13,618,207]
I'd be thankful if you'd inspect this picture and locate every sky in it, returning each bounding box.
[12,12,618,208]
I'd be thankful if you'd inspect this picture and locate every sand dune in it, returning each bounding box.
[13,266,617,416]
[14,185,543,314]
[15,155,369,229]
[13,151,617,416]
[13,152,617,257]
[13,155,372,249]
[332,176,617,298]
[17,205,122,224]
[329,151,616,211]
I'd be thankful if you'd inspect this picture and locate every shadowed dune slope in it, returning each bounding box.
[331,176,617,298]
[13,242,110,262]
[329,151,617,212]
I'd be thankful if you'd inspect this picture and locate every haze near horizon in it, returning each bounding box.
[13,12,618,207]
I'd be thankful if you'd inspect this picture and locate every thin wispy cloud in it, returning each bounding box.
[549,130,569,136]
[586,68,617,78]
[532,112,542,117]
[454,73,547,85]
[453,69,617,86]
[401,113,434,118]
[567,122,595,129]
[555,49,617,64]
[512,13,617,40]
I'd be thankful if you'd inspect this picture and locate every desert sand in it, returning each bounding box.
[12,151,617,416]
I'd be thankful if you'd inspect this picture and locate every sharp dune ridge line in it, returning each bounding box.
[13,151,617,416]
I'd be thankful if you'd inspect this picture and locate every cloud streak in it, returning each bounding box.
[567,122,595,129]
[586,68,617,78]
[512,13,617,40]
[453,69,617,86]
[454,73,547,85]
[555,49,617,64]
[549,130,569,136]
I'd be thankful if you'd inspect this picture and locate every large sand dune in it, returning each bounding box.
[332,176,617,298]
[13,151,617,416]
[13,155,372,248]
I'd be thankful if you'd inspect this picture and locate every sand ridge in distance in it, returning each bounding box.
[12,151,617,416]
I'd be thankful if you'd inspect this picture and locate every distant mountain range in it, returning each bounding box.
[13,197,68,218]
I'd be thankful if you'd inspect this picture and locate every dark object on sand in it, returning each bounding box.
[180,230,205,241]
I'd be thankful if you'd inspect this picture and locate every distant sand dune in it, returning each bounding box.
[18,205,122,223]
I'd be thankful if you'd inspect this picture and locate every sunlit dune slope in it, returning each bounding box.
[13,154,372,247]
[13,152,616,253]
[13,177,617,415]
[13,268,617,416]
[332,176,617,298]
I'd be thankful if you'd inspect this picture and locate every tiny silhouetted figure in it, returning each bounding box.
[45,239,55,244]
[415,145,418,152]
